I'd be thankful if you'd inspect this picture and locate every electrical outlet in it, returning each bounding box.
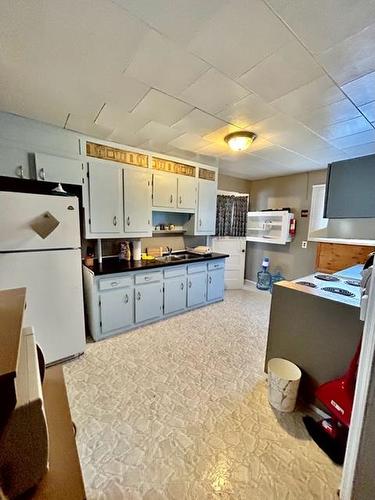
[301,241,308,249]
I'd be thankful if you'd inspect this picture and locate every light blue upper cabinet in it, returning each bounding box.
[34,152,83,185]
[88,160,123,234]
[123,167,152,234]
[164,274,187,314]
[135,281,163,323]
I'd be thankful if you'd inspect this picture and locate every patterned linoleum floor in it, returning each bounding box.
[64,288,341,499]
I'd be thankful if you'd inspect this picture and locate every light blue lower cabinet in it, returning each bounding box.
[187,272,207,307]
[100,288,134,334]
[135,282,163,323]
[164,275,187,314]
[207,268,225,302]
[84,259,226,341]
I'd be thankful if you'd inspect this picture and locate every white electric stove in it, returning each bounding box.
[292,272,362,307]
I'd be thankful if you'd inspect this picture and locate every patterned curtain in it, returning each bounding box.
[216,195,248,236]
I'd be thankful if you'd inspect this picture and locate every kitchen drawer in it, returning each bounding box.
[208,260,224,271]
[164,266,186,278]
[135,271,162,284]
[98,276,133,291]
[187,262,207,274]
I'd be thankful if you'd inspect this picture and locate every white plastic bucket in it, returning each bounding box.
[268,358,302,413]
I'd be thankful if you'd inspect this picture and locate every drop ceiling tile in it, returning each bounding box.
[304,146,347,164]
[299,99,362,130]
[0,0,148,80]
[124,30,208,96]
[113,0,225,45]
[360,101,375,123]
[169,133,211,152]
[65,114,114,140]
[105,75,150,113]
[198,142,231,156]
[136,121,182,143]
[238,41,323,102]
[342,141,375,158]
[217,94,276,128]
[203,124,242,144]
[341,71,375,107]
[331,129,375,149]
[273,128,334,155]
[171,109,227,136]
[271,76,345,118]
[266,0,375,54]
[187,0,292,79]
[136,139,170,154]
[316,116,373,140]
[252,145,319,168]
[180,69,248,114]
[109,128,147,147]
[95,105,149,132]
[317,23,375,85]
[249,113,301,140]
[133,89,193,126]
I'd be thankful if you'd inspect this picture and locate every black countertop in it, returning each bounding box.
[84,252,229,276]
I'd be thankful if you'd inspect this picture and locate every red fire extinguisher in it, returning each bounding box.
[289,218,296,237]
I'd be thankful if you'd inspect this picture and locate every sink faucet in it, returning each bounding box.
[165,246,172,256]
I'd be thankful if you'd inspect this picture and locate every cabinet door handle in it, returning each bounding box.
[180,282,184,290]
[39,168,46,180]
[199,218,202,227]
[137,291,141,301]
[188,281,192,288]
[179,196,182,205]
[111,281,119,287]
[124,294,129,304]
[208,276,212,284]
[144,276,151,281]
[127,216,130,226]
[113,216,118,226]
[170,194,173,203]
[16,165,24,179]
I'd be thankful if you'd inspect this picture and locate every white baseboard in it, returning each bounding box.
[244,279,256,289]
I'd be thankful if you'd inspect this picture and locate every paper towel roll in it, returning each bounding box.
[132,240,142,261]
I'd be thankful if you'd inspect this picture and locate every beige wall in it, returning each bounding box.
[246,169,327,281]
[218,173,251,195]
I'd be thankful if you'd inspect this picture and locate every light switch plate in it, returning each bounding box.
[301,241,308,249]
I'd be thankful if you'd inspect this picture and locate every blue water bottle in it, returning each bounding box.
[256,257,272,291]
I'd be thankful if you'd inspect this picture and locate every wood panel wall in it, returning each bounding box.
[315,243,374,273]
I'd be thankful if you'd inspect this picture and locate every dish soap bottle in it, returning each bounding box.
[256,257,272,291]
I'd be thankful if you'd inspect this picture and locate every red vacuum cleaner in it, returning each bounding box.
[303,341,361,465]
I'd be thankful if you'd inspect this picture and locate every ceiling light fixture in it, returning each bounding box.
[224,131,257,152]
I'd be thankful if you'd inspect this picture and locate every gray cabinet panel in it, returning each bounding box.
[100,288,134,333]
[164,276,186,314]
[135,282,163,323]
[187,272,207,307]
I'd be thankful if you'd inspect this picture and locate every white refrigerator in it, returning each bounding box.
[0,191,85,364]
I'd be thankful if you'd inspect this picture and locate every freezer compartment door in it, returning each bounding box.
[0,249,85,364]
[0,191,80,251]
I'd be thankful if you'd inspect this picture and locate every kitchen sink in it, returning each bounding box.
[156,252,201,262]
[156,255,185,262]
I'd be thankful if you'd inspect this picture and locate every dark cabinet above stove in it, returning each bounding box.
[324,154,375,219]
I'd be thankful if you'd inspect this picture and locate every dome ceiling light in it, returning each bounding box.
[224,131,257,152]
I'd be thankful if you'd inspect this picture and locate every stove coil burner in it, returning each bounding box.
[315,274,340,282]
[322,287,355,298]
[296,281,317,288]
[345,280,361,287]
